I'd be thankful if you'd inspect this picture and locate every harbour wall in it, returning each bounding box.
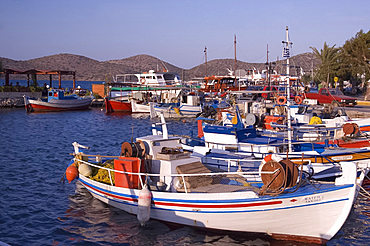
[0,92,41,107]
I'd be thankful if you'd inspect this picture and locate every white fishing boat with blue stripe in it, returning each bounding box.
[65,113,361,245]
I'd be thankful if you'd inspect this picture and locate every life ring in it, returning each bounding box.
[295,96,303,104]
[277,96,287,105]
[140,78,146,84]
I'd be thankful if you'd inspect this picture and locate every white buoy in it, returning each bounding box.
[137,184,152,226]
[78,163,92,177]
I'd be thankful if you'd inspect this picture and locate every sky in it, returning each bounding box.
[0,0,369,69]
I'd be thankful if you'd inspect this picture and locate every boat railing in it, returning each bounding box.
[73,156,278,193]
[204,156,261,172]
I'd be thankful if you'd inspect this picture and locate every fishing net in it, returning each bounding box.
[90,159,115,185]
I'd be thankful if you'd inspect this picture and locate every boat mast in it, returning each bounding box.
[282,26,293,152]
[204,46,208,77]
[234,34,237,88]
[267,44,270,87]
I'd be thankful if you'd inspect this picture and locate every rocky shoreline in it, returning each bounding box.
[0,92,41,107]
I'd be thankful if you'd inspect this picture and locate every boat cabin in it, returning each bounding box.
[113,70,182,87]
[48,90,65,101]
[202,76,238,92]
[47,89,79,101]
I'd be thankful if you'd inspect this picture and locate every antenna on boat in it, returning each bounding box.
[282,26,293,153]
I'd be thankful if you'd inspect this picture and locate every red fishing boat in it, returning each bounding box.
[105,97,132,113]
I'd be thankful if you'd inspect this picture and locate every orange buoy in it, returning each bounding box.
[66,163,78,183]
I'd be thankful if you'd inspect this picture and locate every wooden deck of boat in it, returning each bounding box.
[176,161,258,193]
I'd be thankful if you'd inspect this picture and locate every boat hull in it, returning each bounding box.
[153,105,202,118]
[131,100,150,113]
[78,169,356,244]
[105,97,132,113]
[25,97,92,112]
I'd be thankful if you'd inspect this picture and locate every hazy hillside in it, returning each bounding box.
[0,53,320,82]
[107,55,184,76]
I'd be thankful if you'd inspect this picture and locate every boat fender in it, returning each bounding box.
[66,163,78,183]
[174,107,181,115]
[277,96,287,105]
[294,96,303,104]
[78,163,92,177]
[137,185,152,226]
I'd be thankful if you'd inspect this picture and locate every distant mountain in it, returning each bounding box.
[0,53,320,82]
[107,55,183,76]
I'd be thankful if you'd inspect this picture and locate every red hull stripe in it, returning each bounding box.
[317,139,370,148]
[30,104,89,111]
[360,126,370,132]
[84,181,138,203]
[82,180,282,209]
[153,200,282,208]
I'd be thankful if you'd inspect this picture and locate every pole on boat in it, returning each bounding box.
[73,72,76,90]
[283,26,293,153]
[204,46,207,77]
[234,34,237,88]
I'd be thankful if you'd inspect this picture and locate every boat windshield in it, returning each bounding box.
[115,74,139,83]
[220,77,236,85]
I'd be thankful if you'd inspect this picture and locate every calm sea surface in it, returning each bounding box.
[0,107,369,246]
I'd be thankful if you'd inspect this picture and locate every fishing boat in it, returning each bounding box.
[131,99,150,113]
[112,70,182,87]
[65,114,359,244]
[151,93,202,118]
[105,96,132,113]
[23,89,93,112]
[105,86,183,113]
[151,103,202,118]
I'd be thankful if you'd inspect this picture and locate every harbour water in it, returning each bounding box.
[0,108,369,245]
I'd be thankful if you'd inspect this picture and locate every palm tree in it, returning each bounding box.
[310,42,340,86]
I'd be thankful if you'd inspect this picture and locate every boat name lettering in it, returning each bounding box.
[304,195,323,203]
[331,155,353,161]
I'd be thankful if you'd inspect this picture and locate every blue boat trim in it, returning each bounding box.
[79,177,353,204]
